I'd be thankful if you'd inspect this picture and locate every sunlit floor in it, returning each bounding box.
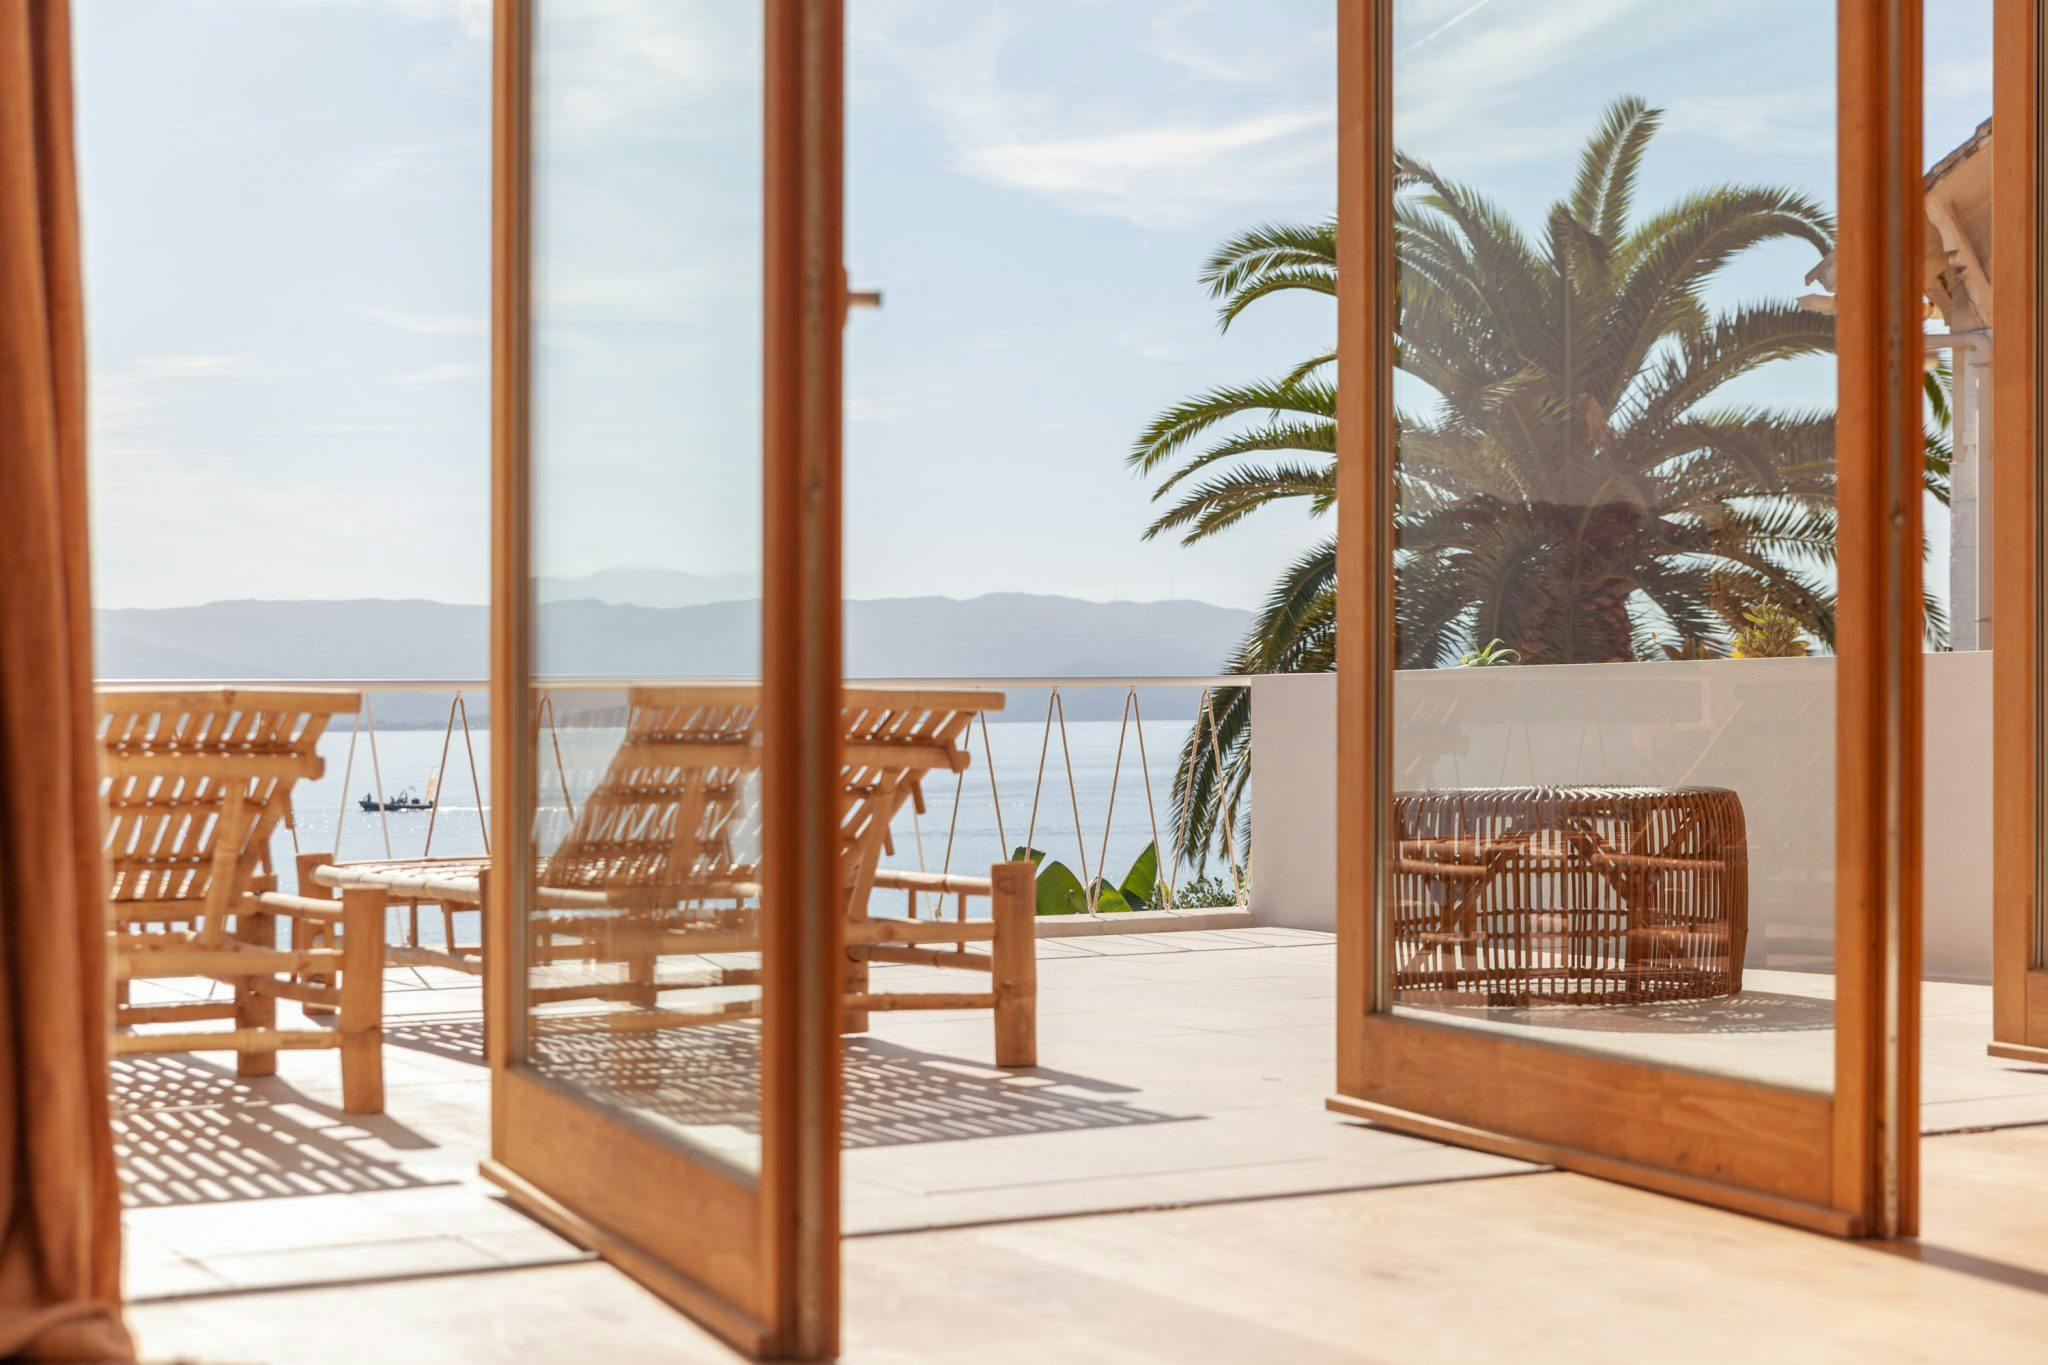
[116,929,2048,1360]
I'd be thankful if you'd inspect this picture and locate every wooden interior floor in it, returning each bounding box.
[128,1124,2048,1362]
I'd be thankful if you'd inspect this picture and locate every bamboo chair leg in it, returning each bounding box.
[991,860,1038,1068]
[340,886,386,1114]
[624,917,659,1011]
[843,891,872,1036]
[234,905,279,1078]
[296,852,339,1019]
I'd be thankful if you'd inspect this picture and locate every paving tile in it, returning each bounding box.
[196,1233,497,1290]
[128,1190,435,1259]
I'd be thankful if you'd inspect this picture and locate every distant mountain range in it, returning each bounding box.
[536,565,757,610]
[95,589,1254,725]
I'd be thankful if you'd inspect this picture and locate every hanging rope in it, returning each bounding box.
[978,710,1007,858]
[458,692,489,854]
[1128,688,1168,911]
[1020,689,1092,908]
[422,693,461,857]
[1094,688,1136,909]
[333,706,362,856]
[1023,692,1055,859]
[364,697,393,859]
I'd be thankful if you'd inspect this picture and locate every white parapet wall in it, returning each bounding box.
[1248,652,1993,981]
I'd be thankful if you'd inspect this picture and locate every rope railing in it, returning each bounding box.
[902,682,1250,919]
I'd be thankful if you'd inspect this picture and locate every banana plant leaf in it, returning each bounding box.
[1118,841,1160,909]
[1011,846,1088,915]
[1089,880,1132,913]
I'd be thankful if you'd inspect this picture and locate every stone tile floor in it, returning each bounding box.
[116,928,2048,1323]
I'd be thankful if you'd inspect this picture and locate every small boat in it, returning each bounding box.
[359,778,437,814]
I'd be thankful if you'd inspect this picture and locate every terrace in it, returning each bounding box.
[101,671,2048,1361]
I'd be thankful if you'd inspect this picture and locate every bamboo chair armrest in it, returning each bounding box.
[250,891,349,921]
[870,868,995,896]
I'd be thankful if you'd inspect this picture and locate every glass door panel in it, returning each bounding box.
[1383,1,1840,1087]
[1332,0,1924,1236]
[485,1,843,1354]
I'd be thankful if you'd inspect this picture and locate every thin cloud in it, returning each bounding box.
[130,354,266,381]
[350,304,488,337]
[334,135,479,199]
[962,109,1334,229]
[858,1,1335,231]
[379,0,490,41]
[1400,0,1500,56]
[389,361,483,388]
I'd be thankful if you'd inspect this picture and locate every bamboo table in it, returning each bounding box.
[1390,785,1748,1007]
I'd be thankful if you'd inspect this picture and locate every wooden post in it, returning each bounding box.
[296,851,339,1018]
[234,877,278,1078]
[339,885,386,1114]
[991,859,1037,1068]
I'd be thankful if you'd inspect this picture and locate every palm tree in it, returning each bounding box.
[1137,96,1951,867]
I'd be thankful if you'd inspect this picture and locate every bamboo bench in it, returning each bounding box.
[100,687,386,1113]
[1391,785,1748,1007]
[308,684,1038,1067]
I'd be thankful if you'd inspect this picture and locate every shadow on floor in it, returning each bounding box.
[1430,989,1836,1037]
[384,1016,489,1066]
[112,1055,445,1209]
[507,1017,1194,1149]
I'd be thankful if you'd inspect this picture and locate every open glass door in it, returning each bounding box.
[1992,0,2048,1066]
[484,1,844,1355]
[1329,0,1926,1235]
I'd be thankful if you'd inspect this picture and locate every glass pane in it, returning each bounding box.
[1386,1,1840,1090]
[525,1,766,1174]
[1918,0,2013,1126]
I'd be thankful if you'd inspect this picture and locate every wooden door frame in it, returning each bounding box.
[1991,0,2048,1067]
[1328,0,1925,1238]
[482,1,844,1356]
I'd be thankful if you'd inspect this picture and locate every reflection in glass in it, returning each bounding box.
[525,688,765,1170]
[1386,1,1842,1088]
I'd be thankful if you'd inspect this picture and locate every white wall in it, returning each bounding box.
[1248,652,1994,981]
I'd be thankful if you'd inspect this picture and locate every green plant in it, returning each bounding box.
[1012,841,1161,915]
[1132,94,1953,864]
[1731,599,1809,659]
[1171,872,1242,909]
[1457,637,1520,667]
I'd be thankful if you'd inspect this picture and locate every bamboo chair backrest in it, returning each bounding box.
[99,688,357,945]
[536,685,1000,911]
[539,686,762,909]
[836,689,991,897]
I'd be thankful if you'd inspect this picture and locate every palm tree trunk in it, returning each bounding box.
[1511,576,1636,664]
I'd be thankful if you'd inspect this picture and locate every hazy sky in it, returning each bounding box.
[77,0,1991,613]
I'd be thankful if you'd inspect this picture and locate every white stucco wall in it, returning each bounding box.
[1248,651,1994,981]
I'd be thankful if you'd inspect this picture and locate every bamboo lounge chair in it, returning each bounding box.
[309,683,1038,1067]
[100,688,386,1113]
